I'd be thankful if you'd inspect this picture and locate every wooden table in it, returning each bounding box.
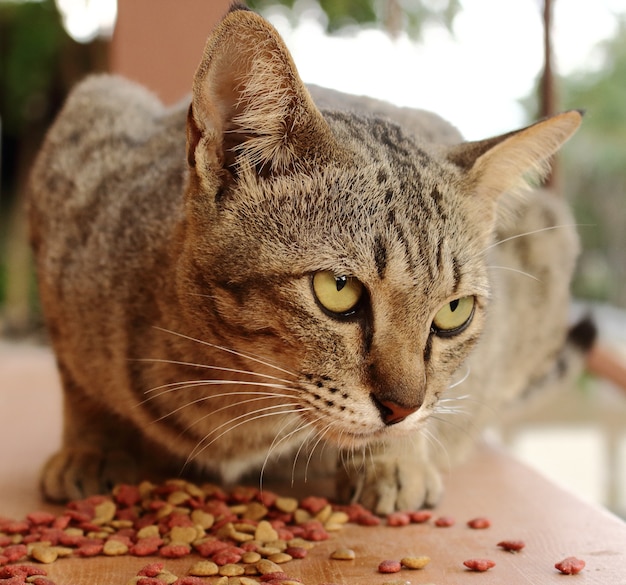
[2,342,626,584]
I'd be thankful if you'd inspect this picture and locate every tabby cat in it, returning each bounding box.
[28,4,588,513]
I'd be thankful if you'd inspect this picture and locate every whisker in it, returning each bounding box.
[140,379,298,405]
[152,326,299,378]
[135,358,294,388]
[152,391,300,424]
[186,405,312,465]
[488,265,541,282]
[303,420,335,482]
[448,366,471,390]
[485,223,589,252]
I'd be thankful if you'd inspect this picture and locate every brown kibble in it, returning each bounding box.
[219,563,245,577]
[169,525,198,544]
[190,510,214,529]
[267,552,293,564]
[241,551,262,563]
[103,539,129,556]
[30,545,58,564]
[254,520,279,543]
[400,555,430,569]
[275,497,299,513]
[378,560,402,573]
[555,556,585,575]
[330,548,356,560]
[93,500,117,525]
[463,558,496,572]
[256,559,283,574]
[188,560,219,576]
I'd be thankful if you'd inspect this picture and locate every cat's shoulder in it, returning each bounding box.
[307,83,463,145]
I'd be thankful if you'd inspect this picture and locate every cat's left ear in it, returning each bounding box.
[447,110,583,199]
[187,6,340,186]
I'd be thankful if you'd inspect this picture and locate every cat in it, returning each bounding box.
[28,3,591,514]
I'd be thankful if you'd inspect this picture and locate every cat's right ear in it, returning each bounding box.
[187,6,340,193]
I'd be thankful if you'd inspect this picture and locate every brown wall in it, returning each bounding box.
[110,0,233,104]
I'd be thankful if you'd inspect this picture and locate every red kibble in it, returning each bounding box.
[193,539,228,557]
[26,511,57,526]
[137,563,165,577]
[356,513,381,526]
[29,578,57,585]
[464,558,496,572]
[211,549,243,566]
[467,517,491,529]
[434,515,455,527]
[0,565,48,578]
[285,546,308,559]
[3,544,28,563]
[299,496,329,515]
[114,484,142,507]
[409,510,432,523]
[132,537,164,556]
[555,556,586,575]
[386,512,410,527]
[497,540,525,552]
[75,542,104,557]
[302,528,330,541]
[159,544,191,558]
[3,521,30,535]
[378,560,402,573]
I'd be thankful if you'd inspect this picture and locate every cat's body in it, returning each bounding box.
[29,5,587,513]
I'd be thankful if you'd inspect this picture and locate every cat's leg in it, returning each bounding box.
[336,435,442,514]
[40,362,139,501]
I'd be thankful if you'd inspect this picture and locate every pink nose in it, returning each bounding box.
[373,397,419,425]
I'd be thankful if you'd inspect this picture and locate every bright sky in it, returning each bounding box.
[266,0,625,140]
[54,0,624,140]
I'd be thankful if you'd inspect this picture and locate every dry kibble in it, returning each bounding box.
[169,525,198,544]
[463,558,496,572]
[30,545,58,564]
[275,497,299,513]
[497,539,526,552]
[400,555,430,569]
[256,559,283,574]
[241,551,262,563]
[93,500,117,525]
[103,539,129,556]
[467,517,491,529]
[434,515,455,527]
[378,560,402,573]
[255,520,279,543]
[137,525,161,539]
[330,548,356,560]
[188,560,219,576]
[219,563,245,577]
[555,556,586,575]
[267,552,293,564]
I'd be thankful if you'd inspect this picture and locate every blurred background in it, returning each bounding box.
[0,0,625,517]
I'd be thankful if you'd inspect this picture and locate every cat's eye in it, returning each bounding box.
[312,271,364,316]
[432,296,475,337]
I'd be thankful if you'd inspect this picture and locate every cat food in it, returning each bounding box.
[463,558,496,572]
[330,548,355,560]
[386,512,411,527]
[467,517,491,529]
[0,565,58,585]
[554,556,585,575]
[497,539,525,552]
[400,555,430,569]
[378,560,402,573]
[408,510,432,523]
[434,515,455,527]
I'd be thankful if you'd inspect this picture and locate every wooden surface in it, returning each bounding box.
[2,341,626,584]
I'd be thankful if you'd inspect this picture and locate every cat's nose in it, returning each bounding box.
[371,396,419,425]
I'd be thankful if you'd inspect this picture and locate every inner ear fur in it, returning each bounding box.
[448,110,583,199]
[188,6,340,182]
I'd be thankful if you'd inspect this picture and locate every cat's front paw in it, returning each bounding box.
[336,440,442,515]
[41,447,138,502]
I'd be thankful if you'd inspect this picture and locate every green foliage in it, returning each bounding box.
[0,0,65,135]
[246,0,460,37]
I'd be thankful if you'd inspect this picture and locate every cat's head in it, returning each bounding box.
[176,5,581,446]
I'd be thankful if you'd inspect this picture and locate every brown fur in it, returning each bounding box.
[29,6,583,512]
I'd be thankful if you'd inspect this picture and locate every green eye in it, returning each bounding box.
[432,296,475,336]
[312,271,364,315]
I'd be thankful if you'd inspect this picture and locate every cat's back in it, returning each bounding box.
[29,74,187,282]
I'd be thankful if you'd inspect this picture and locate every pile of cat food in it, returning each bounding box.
[0,479,585,584]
